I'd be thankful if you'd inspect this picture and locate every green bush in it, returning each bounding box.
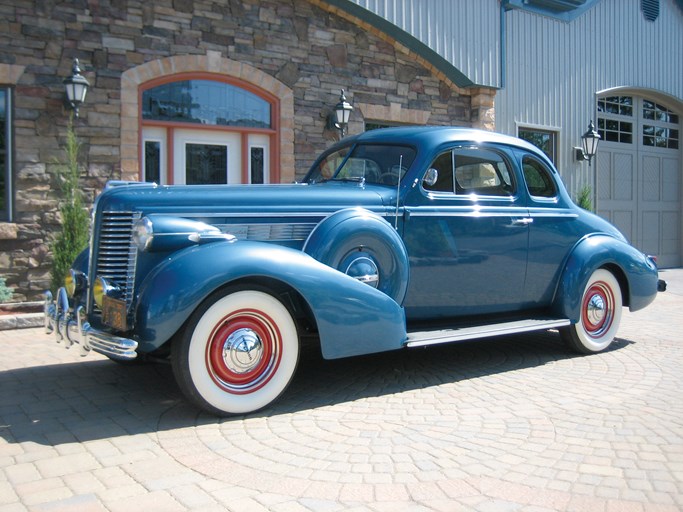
[0,277,13,303]
[576,185,593,212]
[50,119,90,294]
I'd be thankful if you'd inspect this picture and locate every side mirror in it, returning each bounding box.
[423,168,439,187]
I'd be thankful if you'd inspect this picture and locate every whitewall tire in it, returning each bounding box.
[172,288,299,415]
[560,269,623,354]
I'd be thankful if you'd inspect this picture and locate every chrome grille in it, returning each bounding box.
[95,211,141,309]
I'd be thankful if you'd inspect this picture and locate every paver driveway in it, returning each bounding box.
[1,269,682,511]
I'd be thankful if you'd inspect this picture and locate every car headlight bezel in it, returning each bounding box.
[133,216,154,252]
[93,277,120,308]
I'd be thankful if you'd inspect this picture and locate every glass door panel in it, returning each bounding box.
[248,134,270,184]
[174,129,241,185]
[186,143,228,184]
[141,127,167,184]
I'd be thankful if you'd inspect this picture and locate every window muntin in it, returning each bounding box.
[598,96,633,117]
[643,100,678,124]
[642,100,679,149]
[643,126,679,149]
[142,80,271,129]
[598,118,633,144]
[522,155,557,199]
[518,128,558,162]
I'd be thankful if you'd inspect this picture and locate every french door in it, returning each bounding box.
[173,129,240,185]
[142,127,269,185]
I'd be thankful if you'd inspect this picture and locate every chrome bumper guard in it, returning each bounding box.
[44,288,138,360]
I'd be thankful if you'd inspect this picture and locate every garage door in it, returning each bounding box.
[596,95,681,268]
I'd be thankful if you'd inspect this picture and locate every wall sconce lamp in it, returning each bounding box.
[330,89,353,138]
[574,120,601,166]
[63,58,90,118]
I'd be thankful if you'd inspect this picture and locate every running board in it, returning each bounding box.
[405,318,571,348]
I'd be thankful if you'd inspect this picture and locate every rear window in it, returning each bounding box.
[522,155,557,198]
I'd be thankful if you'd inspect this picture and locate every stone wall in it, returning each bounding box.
[0,0,492,301]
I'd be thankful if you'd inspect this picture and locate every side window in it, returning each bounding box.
[424,147,514,197]
[454,148,514,196]
[423,151,454,192]
[522,155,557,198]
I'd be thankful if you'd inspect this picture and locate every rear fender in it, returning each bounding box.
[553,234,659,321]
[134,240,406,358]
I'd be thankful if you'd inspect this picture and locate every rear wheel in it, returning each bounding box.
[172,288,299,415]
[560,269,622,354]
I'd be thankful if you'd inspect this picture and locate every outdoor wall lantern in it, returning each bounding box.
[332,89,353,138]
[63,58,90,118]
[575,120,601,166]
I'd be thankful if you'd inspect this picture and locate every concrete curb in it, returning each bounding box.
[0,301,44,331]
[0,312,44,330]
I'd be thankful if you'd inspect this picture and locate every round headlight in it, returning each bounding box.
[93,277,108,308]
[64,270,85,297]
[65,271,76,297]
[133,216,154,251]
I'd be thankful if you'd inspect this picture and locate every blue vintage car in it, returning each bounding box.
[45,126,663,415]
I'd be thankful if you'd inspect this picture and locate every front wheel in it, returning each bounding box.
[172,288,299,416]
[560,269,623,354]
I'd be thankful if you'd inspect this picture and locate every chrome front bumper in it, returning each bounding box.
[44,288,139,360]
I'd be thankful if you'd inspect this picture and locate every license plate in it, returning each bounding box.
[102,296,128,331]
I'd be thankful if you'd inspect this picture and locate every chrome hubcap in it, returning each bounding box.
[222,328,263,374]
[586,293,606,326]
[344,255,379,288]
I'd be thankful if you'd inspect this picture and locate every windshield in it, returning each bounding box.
[305,144,417,186]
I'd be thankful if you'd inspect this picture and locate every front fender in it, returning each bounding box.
[553,234,659,321]
[134,240,407,358]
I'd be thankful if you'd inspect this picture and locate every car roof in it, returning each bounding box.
[342,126,544,157]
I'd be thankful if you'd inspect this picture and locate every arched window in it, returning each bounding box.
[142,80,271,128]
[140,75,277,185]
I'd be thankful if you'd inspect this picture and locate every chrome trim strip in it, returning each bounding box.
[529,212,580,218]
[160,211,348,219]
[407,210,529,218]
[405,318,571,348]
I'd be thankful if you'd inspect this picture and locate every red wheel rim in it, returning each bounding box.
[581,281,614,338]
[205,308,282,394]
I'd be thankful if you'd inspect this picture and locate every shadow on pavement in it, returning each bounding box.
[0,330,633,446]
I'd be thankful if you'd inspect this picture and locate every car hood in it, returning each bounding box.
[94,181,396,217]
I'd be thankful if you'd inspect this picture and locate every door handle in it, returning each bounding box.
[511,217,533,226]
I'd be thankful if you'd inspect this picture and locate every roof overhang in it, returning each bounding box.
[502,0,601,21]
[319,0,475,89]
